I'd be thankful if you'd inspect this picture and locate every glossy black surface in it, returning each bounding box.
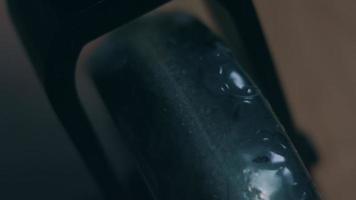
[87,14,321,199]
[215,0,318,169]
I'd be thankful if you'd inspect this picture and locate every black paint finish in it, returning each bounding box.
[8,0,320,198]
[88,14,320,200]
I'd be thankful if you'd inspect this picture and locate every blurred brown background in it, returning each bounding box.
[254,1,356,199]
[1,0,355,199]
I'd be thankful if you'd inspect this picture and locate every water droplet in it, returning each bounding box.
[243,99,252,104]
[235,86,259,99]
[270,152,286,163]
[243,168,250,174]
[219,66,223,75]
[281,167,295,185]
[203,64,259,102]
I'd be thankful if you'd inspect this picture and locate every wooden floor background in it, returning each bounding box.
[1,0,355,199]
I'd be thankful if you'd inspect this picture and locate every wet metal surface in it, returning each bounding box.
[88,14,321,199]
